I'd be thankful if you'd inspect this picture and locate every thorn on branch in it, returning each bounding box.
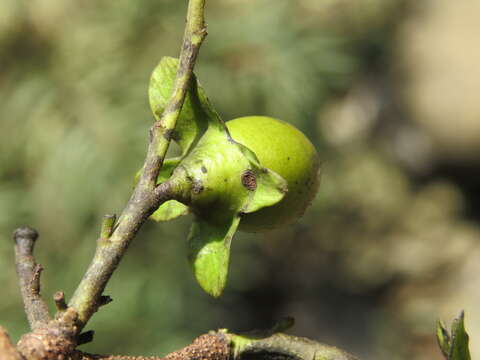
[99,295,113,307]
[87,294,113,317]
[77,330,95,346]
[13,226,51,330]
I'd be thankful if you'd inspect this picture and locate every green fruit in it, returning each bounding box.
[226,116,321,232]
[148,57,321,296]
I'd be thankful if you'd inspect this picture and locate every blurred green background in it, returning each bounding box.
[1,1,479,359]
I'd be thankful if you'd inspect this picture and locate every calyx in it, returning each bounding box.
[144,57,287,297]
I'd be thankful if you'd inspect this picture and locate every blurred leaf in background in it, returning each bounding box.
[1,1,479,360]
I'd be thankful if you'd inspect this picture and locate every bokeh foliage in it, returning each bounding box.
[1,1,479,359]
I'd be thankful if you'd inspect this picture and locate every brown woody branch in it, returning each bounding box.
[13,227,51,330]
[69,332,358,360]
[11,331,357,360]
[2,327,360,360]
[74,333,229,360]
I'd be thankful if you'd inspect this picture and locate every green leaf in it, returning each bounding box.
[450,312,471,360]
[149,56,222,156]
[187,215,241,297]
[437,320,451,358]
[151,200,189,222]
[437,312,471,360]
[149,57,206,155]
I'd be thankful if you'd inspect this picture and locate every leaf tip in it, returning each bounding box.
[192,261,227,298]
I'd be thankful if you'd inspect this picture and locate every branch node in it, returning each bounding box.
[17,308,79,360]
[100,214,116,241]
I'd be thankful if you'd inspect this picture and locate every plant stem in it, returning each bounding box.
[230,332,359,360]
[13,227,51,330]
[55,331,360,360]
[68,0,207,329]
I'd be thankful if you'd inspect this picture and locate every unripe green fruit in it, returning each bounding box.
[226,116,321,232]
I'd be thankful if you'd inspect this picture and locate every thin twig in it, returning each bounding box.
[54,291,68,312]
[13,226,51,330]
[67,0,207,330]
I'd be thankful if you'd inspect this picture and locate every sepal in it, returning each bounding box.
[187,215,241,297]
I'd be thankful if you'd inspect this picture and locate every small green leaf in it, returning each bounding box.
[187,215,241,297]
[450,312,471,360]
[151,200,189,222]
[437,320,451,358]
[149,57,206,155]
[437,312,471,360]
[149,57,223,156]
